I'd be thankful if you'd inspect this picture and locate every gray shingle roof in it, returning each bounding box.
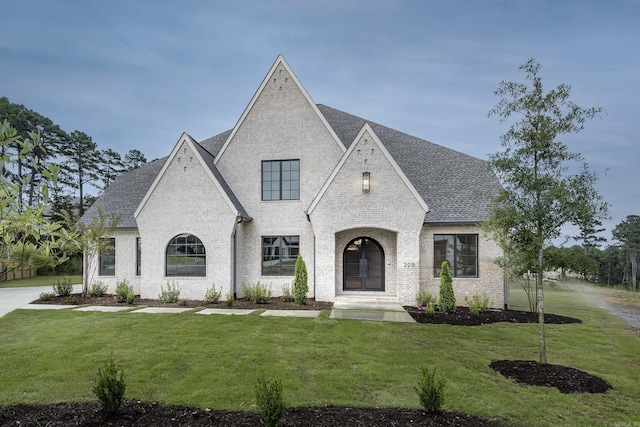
[81,105,500,227]
[317,105,501,223]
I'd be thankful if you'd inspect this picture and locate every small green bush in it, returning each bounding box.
[115,279,132,303]
[424,301,436,318]
[53,278,73,297]
[93,357,126,414]
[225,292,234,306]
[255,375,285,427]
[416,289,434,307]
[415,366,446,412]
[281,283,295,302]
[39,292,55,301]
[465,293,490,317]
[242,281,272,304]
[292,254,308,305]
[204,285,222,303]
[159,281,181,303]
[89,281,108,297]
[66,296,79,305]
[438,262,456,313]
[126,291,135,304]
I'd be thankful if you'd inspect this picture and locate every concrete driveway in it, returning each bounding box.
[0,284,82,318]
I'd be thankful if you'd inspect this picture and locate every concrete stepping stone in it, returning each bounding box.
[261,310,321,318]
[21,304,74,311]
[74,306,134,312]
[130,307,193,314]
[196,308,256,315]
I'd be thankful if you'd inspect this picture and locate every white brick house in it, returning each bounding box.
[81,55,505,307]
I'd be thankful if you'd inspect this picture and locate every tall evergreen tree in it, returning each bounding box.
[612,215,640,291]
[100,148,125,189]
[123,149,147,170]
[59,131,102,217]
[485,59,608,364]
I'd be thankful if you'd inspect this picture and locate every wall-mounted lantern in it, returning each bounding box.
[362,171,370,193]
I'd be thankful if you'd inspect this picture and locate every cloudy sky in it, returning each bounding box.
[1,0,638,241]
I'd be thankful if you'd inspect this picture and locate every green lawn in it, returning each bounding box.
[0,275,82,289]
[0,285,638,426]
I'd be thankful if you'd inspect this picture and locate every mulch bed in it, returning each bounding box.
[0,402,499,426]
[489,360,613,394]
[32,294,334,311]
[403,306,582,326]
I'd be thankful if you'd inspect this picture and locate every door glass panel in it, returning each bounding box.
[343,237,384,291]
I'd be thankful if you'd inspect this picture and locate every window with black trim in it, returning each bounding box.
[262,160,299,200]
[434,234,478,277]
[99,238,116,276]
[136,237,141,276]
[166,234,206,277]
[262,236,299,276]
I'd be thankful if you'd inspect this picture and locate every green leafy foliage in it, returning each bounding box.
[255,376,285,427]
[39,292,55,301]
[225,292,234,306]
[415,366,446,412]
[242,281,271,304]
[281,283,295,302]
[115,279,132,303]
[204,285,222,303]
[126,291,135,304]
[52,278,73,297]
[465,293,490,317]
[292,254,308,305]
[159,281,181,303]
[438,262,456,313]
[88,281,107,297]
[415,289,434,307]
[424,301,436,318]
[93,357,126,414]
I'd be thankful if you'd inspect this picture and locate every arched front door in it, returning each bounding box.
[343,237,385,291]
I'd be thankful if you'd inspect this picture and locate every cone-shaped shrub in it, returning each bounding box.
[293,254,308,305]
[439,261,456,313]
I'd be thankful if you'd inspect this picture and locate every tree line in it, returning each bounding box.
[0,97,147,220]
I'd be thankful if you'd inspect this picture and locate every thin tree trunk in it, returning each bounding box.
[631,253,638,291]
[538,246,547,364]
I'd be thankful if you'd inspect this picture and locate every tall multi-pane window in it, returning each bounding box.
[136,237,141,276]
[262,236,299,275]
[433,234,478,277]
[99,238,116,276]
[166,234,206,277]
[262,160,300,200]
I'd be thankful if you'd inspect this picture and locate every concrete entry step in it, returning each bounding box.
[332,301,406,311]
[330,308,415,323]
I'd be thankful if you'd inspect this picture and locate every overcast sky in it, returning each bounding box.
[1,0,638,242]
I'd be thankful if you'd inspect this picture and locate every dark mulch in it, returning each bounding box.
[0,401,498,426]
[32,294,334,311]
[489,360,613,394]
[403,306,582,326]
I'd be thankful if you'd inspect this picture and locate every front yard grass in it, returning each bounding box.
[0,275,82,289]
[0,286,638,426]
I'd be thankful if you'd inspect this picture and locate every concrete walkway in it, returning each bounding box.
[1,286,414,323]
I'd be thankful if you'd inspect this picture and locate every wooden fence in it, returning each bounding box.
[0,259,36,282]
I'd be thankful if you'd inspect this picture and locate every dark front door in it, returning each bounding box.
[343,237,385,291]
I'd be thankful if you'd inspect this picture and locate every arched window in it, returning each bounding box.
[166,234,206,277]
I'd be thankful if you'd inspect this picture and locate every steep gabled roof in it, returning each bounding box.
[213,55,346,164]
[81,104,500,228]
[317,105,501,223]
[134,133,250,221]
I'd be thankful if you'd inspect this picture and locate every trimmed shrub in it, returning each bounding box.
[204,285,222,303]
[225,292,234,307]
[89,281,108,297]
[126,291,135,304]
[438,261,456,313]
[242,281,272,304]
[52,278,73,297]
[255,375,285,427]
[39,292,55,301]
[93,357,126,414]
[465,293,490,317]
[281,283,295,302]
[159,281,181,303]
[115,279,132,303]
[415,366,446,412]
[292,254,308,305]
[416,289,434,307]
[424,301,436,318]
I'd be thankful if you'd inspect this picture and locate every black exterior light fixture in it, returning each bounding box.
[362,171,370,193]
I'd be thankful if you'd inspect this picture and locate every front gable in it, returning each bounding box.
[307,123,428,231]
